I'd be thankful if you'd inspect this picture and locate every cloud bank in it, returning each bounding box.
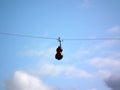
[4,71,52,90]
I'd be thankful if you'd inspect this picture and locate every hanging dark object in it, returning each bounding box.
[55,37,63,60]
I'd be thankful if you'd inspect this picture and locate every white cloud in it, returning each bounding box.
[4,71,53,90]
[32,63,92,79]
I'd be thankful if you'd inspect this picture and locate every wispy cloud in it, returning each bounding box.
[87,57,120,70]
[97,70,112,79]
[107,26,120,34]
[73,47,90,59]
[31,63,92,79]
[81,0,93,8]
[18,47,55,59]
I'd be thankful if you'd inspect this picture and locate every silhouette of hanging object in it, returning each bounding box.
[55,37,63,60]
[55,46,63,60]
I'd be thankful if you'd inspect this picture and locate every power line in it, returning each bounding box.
[63,38,120,40]
[0,32,120,41]
[0,32,57,40]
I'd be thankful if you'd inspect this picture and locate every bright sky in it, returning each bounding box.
[0,0,120,90]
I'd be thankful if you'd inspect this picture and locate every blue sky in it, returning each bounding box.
[0,0,120,90]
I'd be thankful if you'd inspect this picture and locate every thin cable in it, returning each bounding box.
[0,32,57,40]
[0,32,120,41]
[63,38,120,41]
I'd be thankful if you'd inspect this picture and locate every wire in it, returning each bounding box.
[63,38,120,41]
[0,32,120,41]
[0,32,57,40]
